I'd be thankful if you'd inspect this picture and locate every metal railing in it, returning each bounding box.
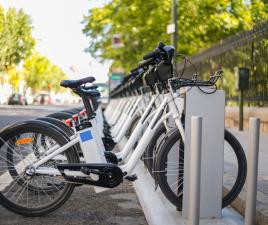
[176,21,268,106]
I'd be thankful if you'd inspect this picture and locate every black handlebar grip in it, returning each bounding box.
[139,57,155,68]
[143,49,160,60]
[130,58,154,73]
[130,67,139,73]
[130,70,140,76]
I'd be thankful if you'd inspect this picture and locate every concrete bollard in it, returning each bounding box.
[188,116,202,225]
[244,117,260,225]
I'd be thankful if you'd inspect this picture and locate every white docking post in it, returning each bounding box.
[188,116,202,225]
[244,117,260,225]
[183,87,225,219]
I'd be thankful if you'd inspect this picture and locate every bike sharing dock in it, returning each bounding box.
[117,86,265,225]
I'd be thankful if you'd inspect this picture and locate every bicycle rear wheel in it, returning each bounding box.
[0,121,79,216]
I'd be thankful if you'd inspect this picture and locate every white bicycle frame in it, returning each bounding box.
[30,88,186,179]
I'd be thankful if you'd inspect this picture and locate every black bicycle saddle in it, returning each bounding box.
[60,77,96,88]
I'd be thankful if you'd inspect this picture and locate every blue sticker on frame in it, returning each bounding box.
[80,130,93,142]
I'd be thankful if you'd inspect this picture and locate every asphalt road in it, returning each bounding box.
[0,105,147,225]
[0,105,68,128]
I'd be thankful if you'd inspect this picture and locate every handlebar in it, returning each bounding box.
[143,42,175,62]
[143,48,162,60]
[119,42,175,87]
[122,68,144,84]
[139,58,155,68]
[130,58,155,74]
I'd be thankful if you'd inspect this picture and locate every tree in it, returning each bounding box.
[0,5,35,73]
[7,66,22,91]
[0,5,66,93]
[23,52,67,93]
[82,0,268,72]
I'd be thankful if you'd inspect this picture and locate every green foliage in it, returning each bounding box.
[82,0,268,72]
[23,52,68,93]
[0,4,67,93]
[7,66,22,91]
[0,5,35,72]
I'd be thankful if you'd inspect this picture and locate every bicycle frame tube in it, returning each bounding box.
[108,98,127,124]
[33,122,107,171]
[119,92,184,175]
[112,97,137,135]
[110,97,132,126]
[116,94,158,159]
[31,92,185,179]
[113,97,142,142]
[119,96,169,174]
[32,137,80,168]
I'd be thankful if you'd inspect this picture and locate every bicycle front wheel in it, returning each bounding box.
[154,129,247,210]
[0,120,79,216]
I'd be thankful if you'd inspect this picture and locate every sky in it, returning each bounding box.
[0,0,110,83]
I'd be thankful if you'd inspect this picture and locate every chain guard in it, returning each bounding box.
[57,163,123,188]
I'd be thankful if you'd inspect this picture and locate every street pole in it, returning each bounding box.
[188,116,202,225]
[171,0,178,71]
[237,67,249,131]
[245,118,260,225]
[239,90,244,131]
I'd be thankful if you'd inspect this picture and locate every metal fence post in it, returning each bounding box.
[244,117,260,225]
[188,116,202,225]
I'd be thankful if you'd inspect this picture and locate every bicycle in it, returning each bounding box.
[0,42,246,216]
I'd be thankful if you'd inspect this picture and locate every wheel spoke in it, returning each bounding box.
[0,128,75,215]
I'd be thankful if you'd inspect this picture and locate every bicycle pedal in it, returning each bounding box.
[125,174,137,181]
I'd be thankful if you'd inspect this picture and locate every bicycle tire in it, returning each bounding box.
[46,112,72,121]
[0,120,79,216]
[154,129,247,209]
[143,123,167,175]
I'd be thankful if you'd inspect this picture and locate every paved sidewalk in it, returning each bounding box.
[0,182,148,225]
[226,128,268,225]
[0,107,148,225]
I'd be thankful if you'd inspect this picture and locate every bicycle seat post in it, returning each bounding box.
[81,92,95,120]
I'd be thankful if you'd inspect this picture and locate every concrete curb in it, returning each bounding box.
[133,161,244,225]
[134,162,180,225]
[117,138,244,225]
[225,128,268,225]
[225,186,268,225]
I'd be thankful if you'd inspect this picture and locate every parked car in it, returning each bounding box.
[95,83,109,107]
[33,93,52,105]
[8,93,28,105]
